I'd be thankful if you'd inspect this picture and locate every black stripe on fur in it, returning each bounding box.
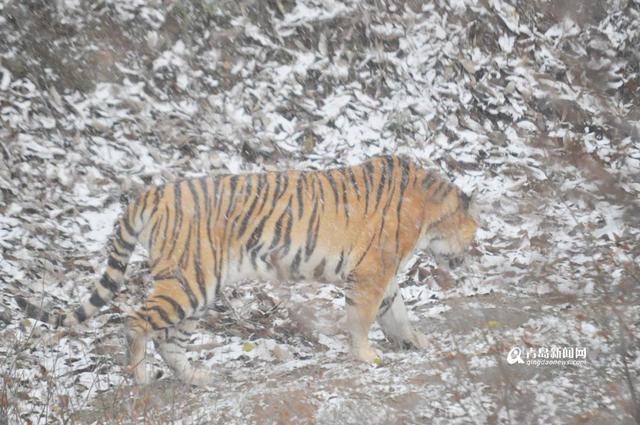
[15,296,51,324]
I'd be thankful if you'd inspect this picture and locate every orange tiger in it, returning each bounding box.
[16,155,477,386]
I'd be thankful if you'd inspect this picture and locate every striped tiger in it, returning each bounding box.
[16,155,477,386]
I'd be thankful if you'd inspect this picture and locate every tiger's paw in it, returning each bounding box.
[400,331,429,350]
[129,364,151,386]
[353,345,382,365]
[179,368,216,388]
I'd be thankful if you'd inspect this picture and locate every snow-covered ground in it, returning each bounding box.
[1,0,639,423]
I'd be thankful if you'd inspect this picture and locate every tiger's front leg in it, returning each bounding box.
[344,267,394,364]
[377,280,429,350]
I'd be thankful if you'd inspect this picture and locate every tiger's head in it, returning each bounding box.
[420,184,478,268]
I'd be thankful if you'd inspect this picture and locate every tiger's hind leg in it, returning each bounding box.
[376,280,429,350]
[125,315,153,385]
[125,273,213,386]
[154,317,215,387]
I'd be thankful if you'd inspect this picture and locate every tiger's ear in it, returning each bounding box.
[470,189,478,207]
[465,189,481,221]
[461,191,472,210]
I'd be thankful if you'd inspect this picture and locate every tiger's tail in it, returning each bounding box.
[16,205,141,328]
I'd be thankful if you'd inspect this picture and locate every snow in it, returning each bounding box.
[0,0,639,423]
[80,203,123,252]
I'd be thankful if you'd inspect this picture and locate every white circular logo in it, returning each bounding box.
[507,347,524,365]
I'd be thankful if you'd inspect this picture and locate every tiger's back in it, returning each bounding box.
[17,155,477,386]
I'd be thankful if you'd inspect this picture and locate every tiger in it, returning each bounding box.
[16,154,477,387]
